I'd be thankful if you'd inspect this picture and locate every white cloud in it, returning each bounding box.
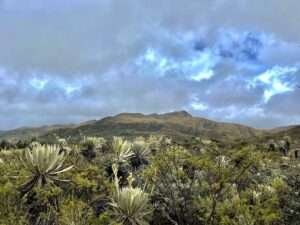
[190,102,208,111]
[190,70,214,82]
[30,78,48,90]
[138,47,218,81]
[253,66,298,102]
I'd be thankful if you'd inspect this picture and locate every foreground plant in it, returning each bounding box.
[112,137,134,164]
[81,136,107,160]
[81,136,106,150]
[20,144,73,194]
[110,164,152,225]
[130,137,151,169]
[59,198,95,225]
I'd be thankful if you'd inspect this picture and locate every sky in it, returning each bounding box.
[0,0,300,130]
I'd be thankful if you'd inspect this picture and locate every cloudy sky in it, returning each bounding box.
[1,0,300,130]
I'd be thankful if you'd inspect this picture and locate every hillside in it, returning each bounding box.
[0,111,266,143]
[0,124,74,141]
[2,111,298,143]
[266,125,300,140]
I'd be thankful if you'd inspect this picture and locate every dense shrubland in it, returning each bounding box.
[0,135,299,225]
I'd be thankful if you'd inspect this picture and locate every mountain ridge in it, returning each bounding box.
[1,111,299,142]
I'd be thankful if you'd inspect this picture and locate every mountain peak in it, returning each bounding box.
[162,110,192,118]
[115,112,145,118]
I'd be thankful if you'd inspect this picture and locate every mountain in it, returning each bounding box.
[265,125,300,140]
[0,124,75,141]
[37,111,263,142]
[1,111,297,143]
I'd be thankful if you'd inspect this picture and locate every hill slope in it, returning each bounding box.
[3,111,297,143]
[265,125,300,140]
[36,111,263,142]
[0,124,74,141]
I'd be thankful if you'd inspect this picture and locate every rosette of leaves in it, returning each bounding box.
[130,137,151,169]
[20,144,73,195]
[105,137,134,182]
[110,164,152,225]
[80,136,106,160]
[112,137,134,164]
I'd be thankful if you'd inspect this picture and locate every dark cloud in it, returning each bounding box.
[217,32,263,61]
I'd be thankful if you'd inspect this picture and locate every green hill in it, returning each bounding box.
[0,124,74,141]
[2,111,298,143]
[1,111,262,142]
